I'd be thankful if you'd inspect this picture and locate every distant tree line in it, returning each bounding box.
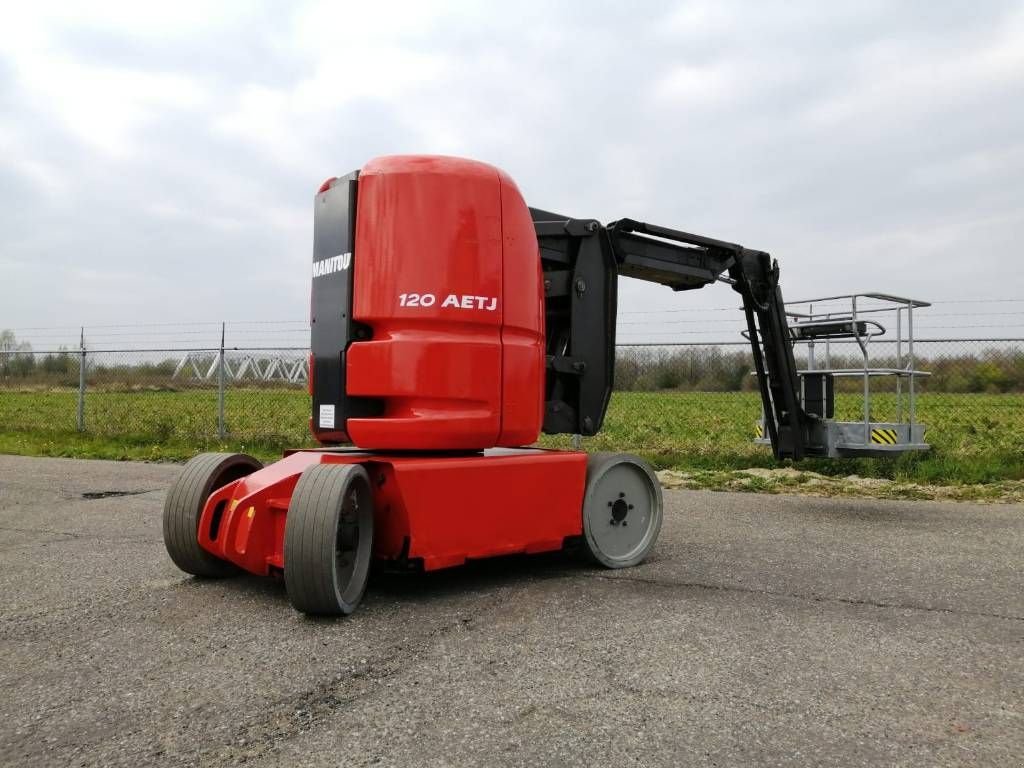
[614,346,1024,394]
[3,331,1023,393]
[0,330,53,378]
[0,330,181,388]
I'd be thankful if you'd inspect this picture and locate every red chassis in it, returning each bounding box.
[163,155,666,616]
[198,448,588,576]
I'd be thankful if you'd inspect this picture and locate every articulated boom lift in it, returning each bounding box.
[162,155,927,616]
[532,209,812,461]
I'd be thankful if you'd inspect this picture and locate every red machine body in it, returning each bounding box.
[166,154,667,615]
[197,449,587,574]
[196,155,572,581]
[313,156,545,450]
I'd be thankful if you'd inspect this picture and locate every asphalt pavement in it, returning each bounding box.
[1,454,1021,767]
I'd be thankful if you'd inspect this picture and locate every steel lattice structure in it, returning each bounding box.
[172,350,308,385]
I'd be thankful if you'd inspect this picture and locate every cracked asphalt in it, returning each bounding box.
[1,454,1022,767]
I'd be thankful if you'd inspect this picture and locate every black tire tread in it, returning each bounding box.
[162,452,261,578]
[283,463,373,616]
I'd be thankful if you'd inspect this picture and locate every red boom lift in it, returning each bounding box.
[162,155,839,615]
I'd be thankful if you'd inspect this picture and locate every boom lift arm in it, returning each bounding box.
[532,210,815,461]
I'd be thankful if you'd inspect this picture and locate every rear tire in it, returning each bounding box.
[163,452,262,578]
[283,464,375,616]
[581,452,663,568]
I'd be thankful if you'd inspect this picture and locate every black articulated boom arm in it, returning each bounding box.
[532,210,816,461]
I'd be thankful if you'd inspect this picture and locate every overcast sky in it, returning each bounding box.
[2,1,1022,346]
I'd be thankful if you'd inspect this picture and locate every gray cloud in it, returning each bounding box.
[1,1,1022,345]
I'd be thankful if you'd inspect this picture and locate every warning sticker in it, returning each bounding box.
[318,404,335,429]
[870,428,899,445]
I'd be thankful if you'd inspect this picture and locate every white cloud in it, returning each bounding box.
[0,1,1022,337]
[0,9,212,157]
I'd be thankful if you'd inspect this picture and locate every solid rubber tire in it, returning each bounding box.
[283,463,374,616]
[162,452,262,578]
[581,452,663,568]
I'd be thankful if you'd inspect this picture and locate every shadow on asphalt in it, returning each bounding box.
[173,549,594,613]
[370,550,590,601]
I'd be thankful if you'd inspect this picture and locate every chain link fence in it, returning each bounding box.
[1,336,1022,464]
[0,345,311,449]
[605,340,1024,470]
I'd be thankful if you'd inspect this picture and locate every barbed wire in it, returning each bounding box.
[7,309,1024,333]
[6,299,1024,330]
[5,301,1024,352]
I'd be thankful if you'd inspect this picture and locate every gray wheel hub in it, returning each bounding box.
[582,454,663,568]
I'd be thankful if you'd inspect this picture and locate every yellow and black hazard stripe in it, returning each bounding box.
[754,423,764,438]
[870,428,899,445]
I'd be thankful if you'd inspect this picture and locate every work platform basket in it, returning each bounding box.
[753,293,930,458]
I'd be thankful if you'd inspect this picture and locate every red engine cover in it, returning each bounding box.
[344,155,545,450]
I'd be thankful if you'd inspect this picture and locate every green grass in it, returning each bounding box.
[0,389,309,462]
[1,388,1022,486]
[542,391,1024,485]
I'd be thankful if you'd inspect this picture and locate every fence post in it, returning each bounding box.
[77,327,86,432]
[218,322,226,440]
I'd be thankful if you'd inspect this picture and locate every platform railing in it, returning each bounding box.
[783,293,931,447]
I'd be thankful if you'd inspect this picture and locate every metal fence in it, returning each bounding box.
[1,336,1022,458]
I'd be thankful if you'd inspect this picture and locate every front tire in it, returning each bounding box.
[283,463,375,616]
[163,452,262,577]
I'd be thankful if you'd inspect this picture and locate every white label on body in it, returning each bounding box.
[318,404,335,429]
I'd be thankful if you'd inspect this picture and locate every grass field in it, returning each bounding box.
[1,388,1022,488]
